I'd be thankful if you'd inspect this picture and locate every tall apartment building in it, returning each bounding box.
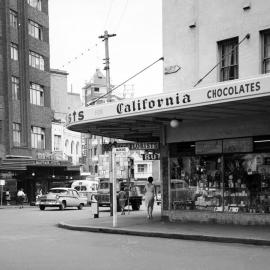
[0,0,52,203]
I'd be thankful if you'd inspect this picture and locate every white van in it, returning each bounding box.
[71,180,99,205]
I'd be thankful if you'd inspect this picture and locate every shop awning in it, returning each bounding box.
[0,158,36,171]
[66,74,270,142]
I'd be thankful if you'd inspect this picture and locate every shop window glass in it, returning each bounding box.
[170,151,270,214]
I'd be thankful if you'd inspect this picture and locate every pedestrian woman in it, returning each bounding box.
[118,187,127,215]
[144,176,155,219]
[5,189,11,206]
[17,188,25,209]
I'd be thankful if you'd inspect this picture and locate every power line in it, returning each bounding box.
[88,57,164,106]
[193,33,250,87]
[59,42,100,69]
[113,0,129,33]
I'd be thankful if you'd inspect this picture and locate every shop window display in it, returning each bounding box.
[170,153,270,213]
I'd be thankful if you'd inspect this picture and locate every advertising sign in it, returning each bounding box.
[0,180,5,186]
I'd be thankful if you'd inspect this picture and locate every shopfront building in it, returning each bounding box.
[0,151,80,204]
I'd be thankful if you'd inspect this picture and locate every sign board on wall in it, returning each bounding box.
[223,137,253,153]
[0,180,5,186]
[141,153,160,160]
[195,140,222,155]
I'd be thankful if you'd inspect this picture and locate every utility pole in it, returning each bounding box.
[98,30,117,225]
[98,30,116,102]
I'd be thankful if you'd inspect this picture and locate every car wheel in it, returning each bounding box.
[59,201,66,210]
[78,203,83,210]
[39,205,45,211]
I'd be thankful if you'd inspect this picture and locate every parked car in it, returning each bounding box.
[36,188,87,211]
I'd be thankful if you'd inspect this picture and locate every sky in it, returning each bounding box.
[49,0,163,98]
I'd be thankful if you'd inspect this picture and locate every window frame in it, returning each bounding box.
[218,37,239,82]
[9,10,18,29]
[262,29,270,74]
[29,51,45,70]
[28,20,43,40]
[10,43,19,61]
[27,0,42,11]
[54,135,61,151]
[11,76,20,100]
[31,126,45,149]
[137,164,147,173]
[12,122,21,147]
[30,82,44,106]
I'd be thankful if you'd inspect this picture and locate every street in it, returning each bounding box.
[0,205,270,270]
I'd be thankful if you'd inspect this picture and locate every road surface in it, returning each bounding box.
[0,206,269,270]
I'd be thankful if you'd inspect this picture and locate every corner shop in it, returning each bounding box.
[67,74,270,225]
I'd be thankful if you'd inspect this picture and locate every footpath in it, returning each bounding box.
[58,208,270,247]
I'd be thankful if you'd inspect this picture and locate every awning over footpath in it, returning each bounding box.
[0,158,80,172]
[0,158,36,171]
[67,74,270,142]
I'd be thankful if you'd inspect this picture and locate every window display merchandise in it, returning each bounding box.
[170,143,270,214]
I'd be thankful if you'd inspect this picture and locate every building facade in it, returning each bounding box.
[162,0,270,224]
[0,0,52,203]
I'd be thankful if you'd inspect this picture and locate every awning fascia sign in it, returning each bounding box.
[66,75,270,129]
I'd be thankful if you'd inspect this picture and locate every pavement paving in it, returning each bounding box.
[58,207,270,247]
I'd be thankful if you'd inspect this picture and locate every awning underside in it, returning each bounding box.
[70,96,270,142]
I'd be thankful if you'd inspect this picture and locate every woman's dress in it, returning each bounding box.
[145,183,155,208]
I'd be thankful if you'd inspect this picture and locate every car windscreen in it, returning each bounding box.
[99,183,109,189]
[49,189,68,194]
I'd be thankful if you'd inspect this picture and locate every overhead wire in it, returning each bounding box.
[88,57,164,106]
[113,0,129,33]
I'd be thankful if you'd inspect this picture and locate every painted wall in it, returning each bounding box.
[163,0,270,92]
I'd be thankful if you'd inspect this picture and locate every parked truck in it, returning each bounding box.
[95,179,142,211]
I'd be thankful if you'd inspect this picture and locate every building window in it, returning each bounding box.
[54,135,61,151]
[11,76,20,100]
[262,30,270,74]
[12,123,21,147]
[29,51,44,70]
[71,141,75,154]
[30,82,44,106]
[10,10,18,28]
[31,126,45,149]
[93,147,97,156]
[137,164,147,173]
[11,43,18,60]
[218,37,238,81]
[76,142,80,155]
[65,139,69,151]
[27,0,42,11]
[28,20,43,40]
[94,87,99,92]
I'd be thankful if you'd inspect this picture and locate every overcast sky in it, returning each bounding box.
[49,0,163,98]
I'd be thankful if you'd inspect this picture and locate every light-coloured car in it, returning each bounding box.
[37,188,87,211]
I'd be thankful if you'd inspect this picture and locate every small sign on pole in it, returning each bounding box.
[0,179,5,207]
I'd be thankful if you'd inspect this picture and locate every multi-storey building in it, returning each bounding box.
[0,0,52,202]
[50,69,82,167]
